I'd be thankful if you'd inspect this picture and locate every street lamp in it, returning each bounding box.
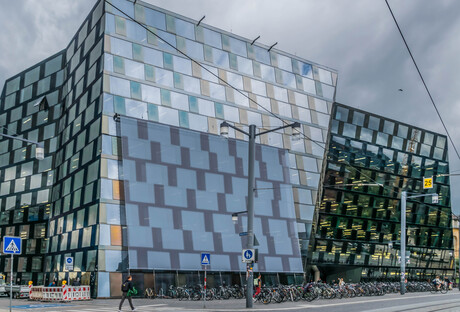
[220,120,301,308]
[35,142,45,160]
[400,191,439,295]
[450,213,460,291]
[232,211,248,224]
[0,133,44,160]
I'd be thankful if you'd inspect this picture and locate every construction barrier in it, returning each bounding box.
[29,286,43,300]
[29,285,90,302]
[42,287,64,301]
[64,286,91,301]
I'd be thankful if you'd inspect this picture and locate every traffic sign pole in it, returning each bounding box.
[203,266,207,308]
[200,253,210,309]
[3,237,21,312]
[10,253,12,312]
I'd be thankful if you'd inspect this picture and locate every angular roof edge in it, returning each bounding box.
[333,102,448,139]
[134,0,338,73]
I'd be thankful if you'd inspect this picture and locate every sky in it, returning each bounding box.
[1,0,460,214]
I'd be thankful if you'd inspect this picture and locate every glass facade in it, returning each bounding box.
[100,0,336,296]
[120,117,302,273]
[0,0,104,294]
[0,0,337,297]
[308,103,453,283]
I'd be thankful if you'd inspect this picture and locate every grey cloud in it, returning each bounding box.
[0,0,94,90]
[1,0,459,212]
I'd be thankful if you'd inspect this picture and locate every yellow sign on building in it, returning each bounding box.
[423,177,433,189]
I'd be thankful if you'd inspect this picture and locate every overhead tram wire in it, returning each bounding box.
[384,0,460,161]
[104,1,402,193]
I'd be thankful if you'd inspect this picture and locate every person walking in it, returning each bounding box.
[119,275,137,311]
[253,274,262,298]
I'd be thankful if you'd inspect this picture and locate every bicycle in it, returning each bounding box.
[144,287,155,299]
[430,283,448,294]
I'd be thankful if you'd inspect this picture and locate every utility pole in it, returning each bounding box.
[245,124,256,308]
[220,121,300,308]
[400,190,439,295]
[400,191,406,295]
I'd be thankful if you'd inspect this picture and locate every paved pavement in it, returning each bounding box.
[0,291,460,311]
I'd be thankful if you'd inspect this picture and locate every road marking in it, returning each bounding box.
[66,308,118,312]
[300,292,460,308]
[65,308,114,312]
[127,292,460,312]
[364,298,460,312]
[138,304,168,307]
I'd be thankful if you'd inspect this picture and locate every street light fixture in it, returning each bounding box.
[290,122,302,141]
[35,142,45,160]
[220,121,229,138]
[0,133,44,160]
[220,120,301,309]
[231,211,248,224]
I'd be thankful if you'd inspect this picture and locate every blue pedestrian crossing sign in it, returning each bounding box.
[201,253,211,265]
[242,249,255,263]
[3,236,21,254]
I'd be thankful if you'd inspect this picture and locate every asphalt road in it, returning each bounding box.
[0,291,460,311]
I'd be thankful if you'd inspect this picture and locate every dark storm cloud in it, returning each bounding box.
[1,0,459,211]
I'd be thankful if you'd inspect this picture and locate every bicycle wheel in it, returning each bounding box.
[262,292,272,304]
[441,286,448,294]
[304,292,315,302]
[192,291,201,301]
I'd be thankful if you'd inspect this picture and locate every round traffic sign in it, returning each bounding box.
[66,257,73,264]
[244,250,253,260]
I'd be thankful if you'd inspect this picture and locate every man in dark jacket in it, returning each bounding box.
[119,275,136,311]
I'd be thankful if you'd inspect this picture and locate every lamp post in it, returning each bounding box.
[0,132,44,311]
[451,213,460,290]
[220,121,301,308]
[400,191,439,295]
[0,132,44,160]
[457,217,460,291]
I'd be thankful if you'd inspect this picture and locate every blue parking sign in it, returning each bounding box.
[3,236,21,254]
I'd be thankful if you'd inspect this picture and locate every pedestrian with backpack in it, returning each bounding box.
[119,275,137,311]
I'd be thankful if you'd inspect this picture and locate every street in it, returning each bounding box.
[0,291,459,312]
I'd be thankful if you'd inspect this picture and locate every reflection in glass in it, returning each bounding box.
[368,116,380,131]
[175,17,195,40]
[237,56,253,75]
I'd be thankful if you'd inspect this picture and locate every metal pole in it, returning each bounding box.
[10,253,13,312]
[203,266,206,308]
[246,124,256,308]
[400,191,406,295]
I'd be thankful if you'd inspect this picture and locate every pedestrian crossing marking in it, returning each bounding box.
[5,239,19,252]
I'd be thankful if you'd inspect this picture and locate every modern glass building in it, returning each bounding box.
[0,0,337,297]
[308,103,454,282]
